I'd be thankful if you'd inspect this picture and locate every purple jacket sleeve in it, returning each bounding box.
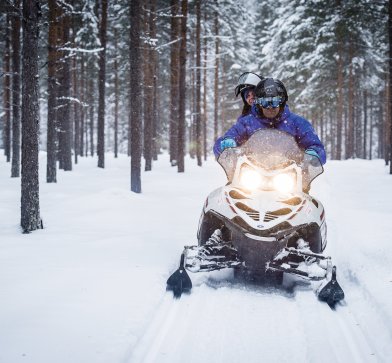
[294,116,326,164]
[213,116,249,157]
[213,137,224,157]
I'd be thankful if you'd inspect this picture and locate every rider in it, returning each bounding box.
[213,77,326,164]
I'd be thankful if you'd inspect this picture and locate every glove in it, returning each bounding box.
[220,138,237,151]
[305,149,319,159]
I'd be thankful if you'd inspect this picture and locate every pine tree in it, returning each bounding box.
[130,0,142,192]
[177,0,188,173]
[21,0,42,233]
[57,3,72,171]
[3,13,11,163]
[195,0,202,166]
[97,0,108,168]
[143,0,156,171]
[169,0,180,166]
[389,0,392,172]
[11,1,21,178]
[47,0,60,183]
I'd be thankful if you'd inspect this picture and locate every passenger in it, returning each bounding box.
[213,72,263,157]
[234,72,263,116]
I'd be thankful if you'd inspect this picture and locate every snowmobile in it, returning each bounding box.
[167,129,344,307]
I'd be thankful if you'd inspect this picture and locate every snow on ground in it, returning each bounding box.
[0,152,391,363]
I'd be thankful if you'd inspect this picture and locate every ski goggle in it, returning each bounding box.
[255,96,283,109]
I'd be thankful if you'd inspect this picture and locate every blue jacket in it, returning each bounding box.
[213,104,326,164]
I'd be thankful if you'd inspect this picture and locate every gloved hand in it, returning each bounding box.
[305,148,319,159]
[220,138,237,151]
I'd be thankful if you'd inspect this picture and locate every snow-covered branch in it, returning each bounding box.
[58,47,104,54]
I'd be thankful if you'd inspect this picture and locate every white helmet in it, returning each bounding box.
[234,72,263,98]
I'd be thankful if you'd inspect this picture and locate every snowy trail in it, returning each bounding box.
[128,280,384,363]
[334,274,392,361]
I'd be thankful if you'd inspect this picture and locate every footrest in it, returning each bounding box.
[184,245,242,272]
[267,247,332,280]
[267,261,326,281]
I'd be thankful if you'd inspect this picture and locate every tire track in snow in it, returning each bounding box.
[339,271,392,362]
[127,278,311,363]
[127,293,185,363]
[127,274,391,363]
[295,288,376,363]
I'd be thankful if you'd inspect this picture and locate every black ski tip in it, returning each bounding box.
[166,267,192,299]
[318,266,345,308]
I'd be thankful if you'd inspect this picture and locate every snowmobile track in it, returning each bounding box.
[128,277,392,363]
[128,293,192,363]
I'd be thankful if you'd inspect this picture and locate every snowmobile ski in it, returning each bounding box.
[317,266,345,308]
[166,250,192,298]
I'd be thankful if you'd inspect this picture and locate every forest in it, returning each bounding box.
[0,0,391,232]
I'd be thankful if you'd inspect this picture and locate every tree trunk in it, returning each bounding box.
[3,14,11,163]
[220,57,227,133]
[329,107,334,157]
[203,4,208,161]
[346,44,354,159]
[114,28,119,158]
[130,0,142,192]
[363,89,368,158]
[213,2,219,141]
[21,0,41,233]
[72,26,80,165]
[189,49,195,159]
[354,87,361,158]
[71,5,82,165]
[195,0,202,166]
[389,0,392,172]
[47,0,59,182]
[80,54,85,157]
[73,68,80,165]
[320,106,324,145]
[170,0,179,165]
[97,0,108,168]
[151,0,158,161]
[89,76,94,157]
[336,43,343,160]
[11,0,21,177]
[369,97,373,160]
[385,74,390,164]
[177,0,188,173]
[58,7,72,171]
[144,0,154,171]
[330,104,336,159]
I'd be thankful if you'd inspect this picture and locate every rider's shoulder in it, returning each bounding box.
[236,113,255,125]
[285,107,311,126]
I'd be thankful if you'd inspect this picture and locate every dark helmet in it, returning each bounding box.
[235,72,263,103]
[254,78,288,104]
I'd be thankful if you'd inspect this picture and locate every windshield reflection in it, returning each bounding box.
[217,129,323,190]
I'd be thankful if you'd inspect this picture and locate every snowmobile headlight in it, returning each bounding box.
[240,167,262,190]
[272,173,296,193]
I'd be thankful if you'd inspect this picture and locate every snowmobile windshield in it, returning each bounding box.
[218,129,323,189]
